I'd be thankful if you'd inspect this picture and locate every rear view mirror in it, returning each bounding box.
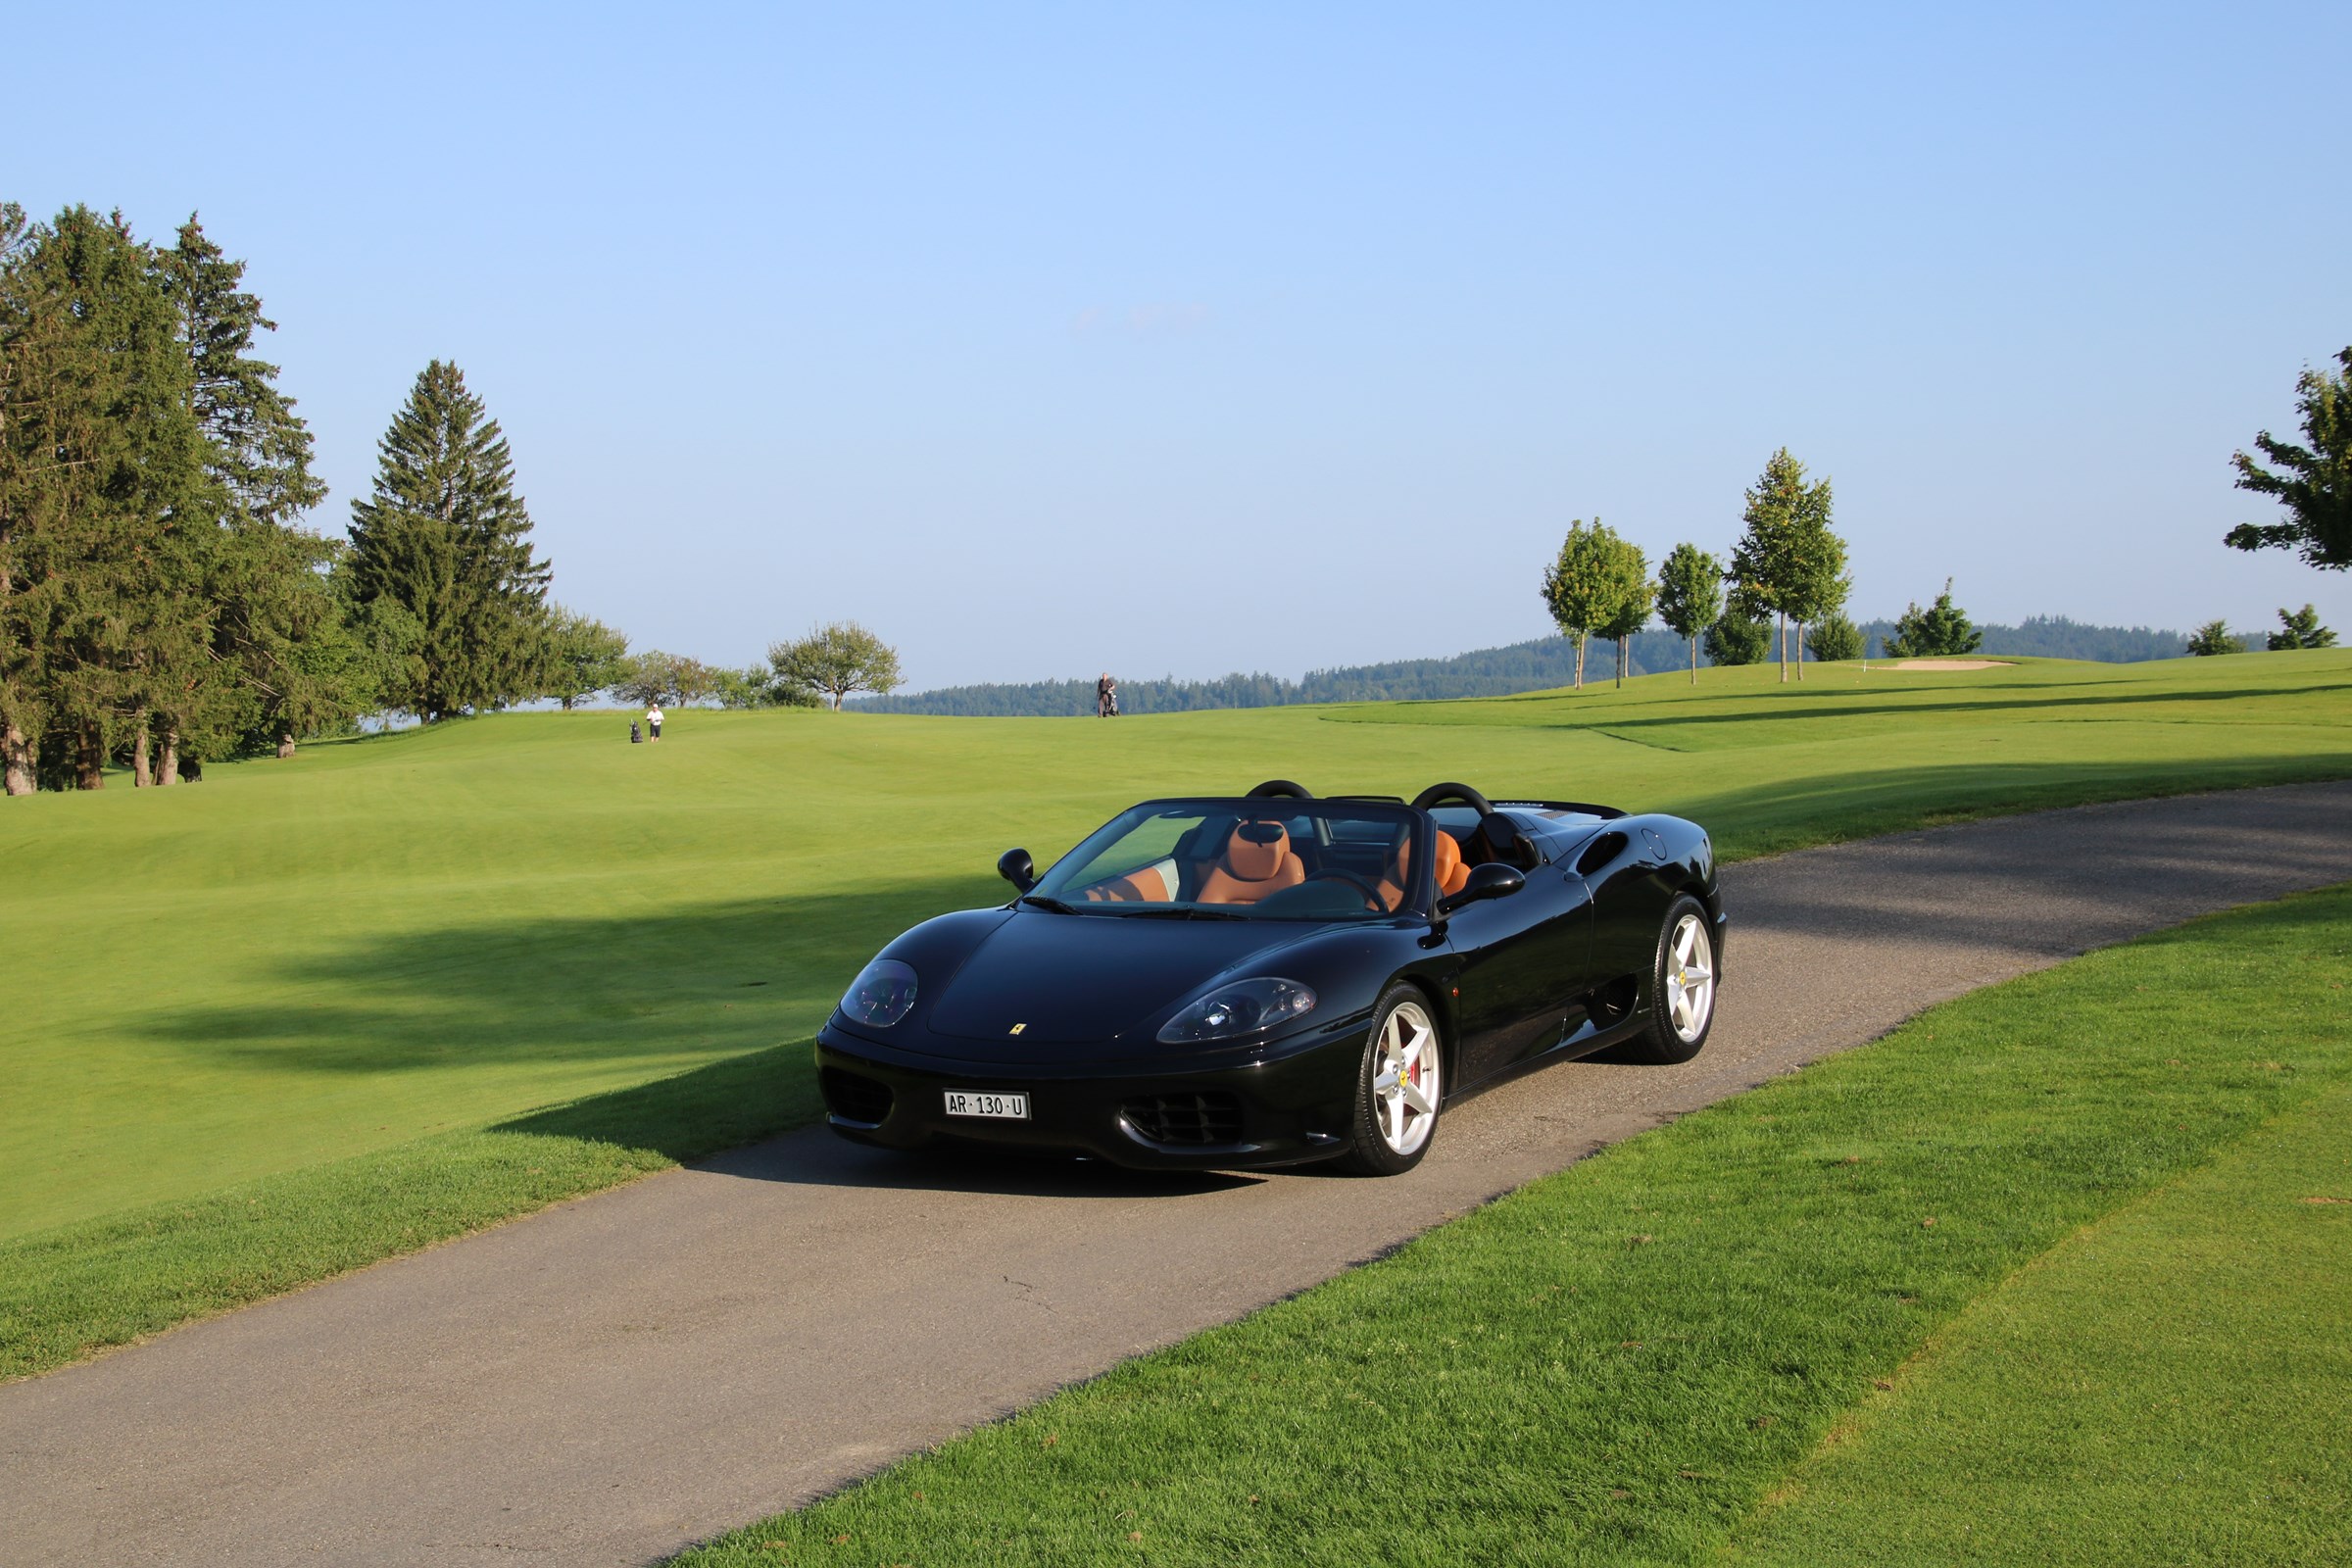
[998,848,1037,892]
[1440,861,1524,914]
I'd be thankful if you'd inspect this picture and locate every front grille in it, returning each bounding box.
[1122,1091,1244,1146]
[821,1067,894,1125]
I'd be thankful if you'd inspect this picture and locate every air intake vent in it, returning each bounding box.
[1122,1091,1244,1146]
[821,1067,894,1126]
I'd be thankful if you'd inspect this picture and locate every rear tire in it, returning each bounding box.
[1333,984,1445,1175]
[1612,894,1717,1065]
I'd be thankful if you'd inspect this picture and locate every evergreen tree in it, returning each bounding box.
[1653,543,1724,685]
[2267,604,2337,650]
[153,217,349,768]
[1702,612,1771,666]
[0,207,210,791]
[2185,619,2242,657]
[1541,518,1637,690]
[1884,579,1984,658]
[2226,347,2351,570]
[1729,448,1836,683]
[346,362,551,721]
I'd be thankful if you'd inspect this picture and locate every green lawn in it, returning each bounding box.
[3,649,2348,1380]
[674,883,2352,1568]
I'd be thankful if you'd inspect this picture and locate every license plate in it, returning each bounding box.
[944,1090,1029,1120]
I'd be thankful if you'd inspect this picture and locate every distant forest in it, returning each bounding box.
[851,616,2189,717]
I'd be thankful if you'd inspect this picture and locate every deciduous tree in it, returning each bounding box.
[1597,536,1652,686]
[2226,347,2351,571]
[612,650,716,708]
[1653,543,1724,685]
[1804,612,1864,662]
[1703,612,1770,666]
[1729,448,1838,683]
[767,621,903,710]
[536,606,630,709]
[1541,519,1638,690]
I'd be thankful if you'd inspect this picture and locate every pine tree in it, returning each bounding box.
[1,207,209,791]
[2186,619,2242,657]
[1654,543,1725,685]
[2267,604,2337,650]
[1885,579,1984,658]
[347,362,551,721]
[152,216,343,770]
[2226,347,2351,570]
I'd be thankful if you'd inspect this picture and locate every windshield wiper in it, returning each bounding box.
[1019,894,1080,913]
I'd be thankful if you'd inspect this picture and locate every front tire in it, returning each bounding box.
[1334,984,1445,1175]
[1613,895,1718,1065]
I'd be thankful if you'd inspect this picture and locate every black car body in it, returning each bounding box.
[815,782,1725,1173]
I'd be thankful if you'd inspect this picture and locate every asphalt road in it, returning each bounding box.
[7,782,2350,1567]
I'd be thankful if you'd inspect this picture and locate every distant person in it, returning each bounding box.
[647,704,662,741]
[1096,672,1110,718]
[630,720,642,745]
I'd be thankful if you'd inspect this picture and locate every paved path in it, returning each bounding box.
[7,783,2350,1567]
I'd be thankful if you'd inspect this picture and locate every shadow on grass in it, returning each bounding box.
[1355,677,2352,733]
[159,871,1004,1075]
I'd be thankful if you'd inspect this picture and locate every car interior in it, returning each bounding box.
[1075,799,1545,914]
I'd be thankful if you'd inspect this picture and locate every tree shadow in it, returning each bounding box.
[155,871,1005,1078]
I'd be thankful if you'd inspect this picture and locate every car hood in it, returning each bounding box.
[919,908,1314,1051]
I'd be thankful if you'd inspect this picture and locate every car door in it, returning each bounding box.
[1446,827,1594,1086]
[1574,823,1678,1006]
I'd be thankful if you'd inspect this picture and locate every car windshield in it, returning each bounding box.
[1031,800,1424,919]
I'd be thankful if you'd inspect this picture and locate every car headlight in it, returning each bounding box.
[1157,977,1317,1044]
[840,958,918,1027]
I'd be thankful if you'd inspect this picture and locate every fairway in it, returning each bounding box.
[2,651,2348,1365]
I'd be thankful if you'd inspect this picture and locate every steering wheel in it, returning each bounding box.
[1247,779,1314,800]
[1410,781,1493,815]
[1299,867,1386,911]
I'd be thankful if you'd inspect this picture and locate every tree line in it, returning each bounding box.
[0,201,907,794]
[0,202,585,793]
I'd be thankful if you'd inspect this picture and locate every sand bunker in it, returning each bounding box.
[1888,659,2013,670]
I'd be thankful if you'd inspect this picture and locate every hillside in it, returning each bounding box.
[854,616,2188,716]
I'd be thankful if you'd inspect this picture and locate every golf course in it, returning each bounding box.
[5,650,2352,1383]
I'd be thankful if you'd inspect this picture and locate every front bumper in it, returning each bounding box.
[813,1023,1366,1170]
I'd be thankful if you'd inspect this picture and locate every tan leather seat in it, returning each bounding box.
[1082,858,1179,903]
[1194,821,1305,904]
[1377,830,1468,910]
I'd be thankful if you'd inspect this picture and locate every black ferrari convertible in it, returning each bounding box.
[816,781,1724,1176]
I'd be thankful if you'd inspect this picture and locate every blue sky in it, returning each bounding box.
[13,2,2348,687]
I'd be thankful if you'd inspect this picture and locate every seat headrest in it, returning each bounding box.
[1221,820,1291,881]
[1432,831,1463,885]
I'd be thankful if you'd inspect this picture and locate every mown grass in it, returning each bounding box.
[3,649,2348,1381]
[672,884,2352,1567]
[1727,1081,2352,1567]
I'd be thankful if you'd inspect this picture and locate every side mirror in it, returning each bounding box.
[997,848,1037,892]
[1440,861,1524,914]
